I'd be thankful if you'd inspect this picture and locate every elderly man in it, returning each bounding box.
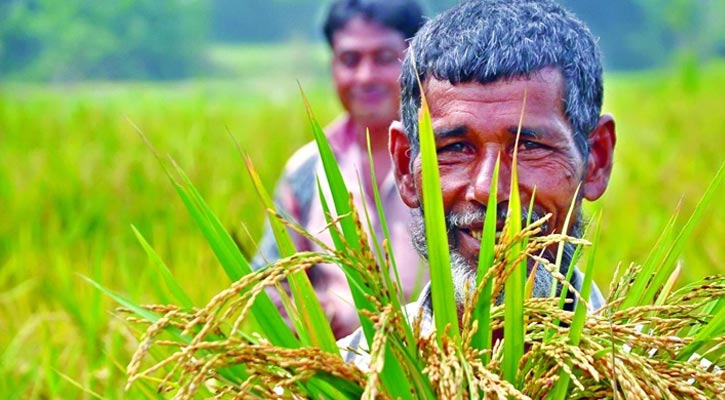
[340,0,616,364]
[251,0,426,338]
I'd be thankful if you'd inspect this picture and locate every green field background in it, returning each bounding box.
[1,53,723,397]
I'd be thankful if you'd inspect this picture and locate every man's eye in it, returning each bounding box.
[518,140,548,151]
[338,53,360,68]
[437,142,468,154]
[375,50,398,65]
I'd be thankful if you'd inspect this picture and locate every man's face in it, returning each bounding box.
[390,67,615,300]
[331,16,407,130]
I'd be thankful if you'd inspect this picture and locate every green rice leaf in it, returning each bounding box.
[621,163,723,311]
[168,161,247,281]
[243,155,337,354]
[298,86,362,255]
[522,190,539,307]
[552,184,581,301]
[654,262,681,306]
[131,225,194,310]
[688,298,725,359]
[345,170,432,397]
[502,90,527,386]
[133,124,248,282]
[166,162,298,348]
[53,368,105,400]
[417,74,460,346]
[676,298,725,362]
[239,155,297,259]
[548,212,601,400]
[636,163,724,308]
[388,338,436,398]
[503,179,524,386]
[298,87,374,311]
[360,138,421,375]
[612,205,680,315]
[355,175,386,298]
[472,154,500,359]
[571,214,599,337]
[358,189,431,400]
[364,132,407,317]
[316,178,345,251]
[81,276,251,387]
[459,347,478,400]
[307,375,363,399]
[81,275,164,326]
[131,132,297,349]
[300,86,414,399]
[546,185,583,342]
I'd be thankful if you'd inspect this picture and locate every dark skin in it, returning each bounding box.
[390,67,616,281]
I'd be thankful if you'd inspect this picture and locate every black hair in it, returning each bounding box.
[401,0,604,158]
[323,0,425,46]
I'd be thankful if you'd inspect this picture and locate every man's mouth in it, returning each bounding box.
[352,86,387,102]
[467,229,503,242]
[442,205,553,266]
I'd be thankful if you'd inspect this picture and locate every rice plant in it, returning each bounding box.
[97,91,725,399]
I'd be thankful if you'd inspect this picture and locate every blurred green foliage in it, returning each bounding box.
[0,0,208,80]
[211,0,320,43]
[630,0,725,67]
[2,0,724,80]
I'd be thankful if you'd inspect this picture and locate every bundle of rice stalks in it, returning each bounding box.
[117,207,725,399]
[92,98,724,399]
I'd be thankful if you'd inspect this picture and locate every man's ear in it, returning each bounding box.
[389,120,420,208]
[583,114,616,201]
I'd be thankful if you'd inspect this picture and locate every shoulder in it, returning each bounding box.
[281,114,350,175]
[283,141,320,176]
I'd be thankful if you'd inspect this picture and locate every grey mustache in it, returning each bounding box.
[446,203,545,231]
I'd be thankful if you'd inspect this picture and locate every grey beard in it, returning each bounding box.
[409,207,583,305]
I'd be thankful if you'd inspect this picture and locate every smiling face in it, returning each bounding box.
[390,67,615,299]
[331,16,407,131]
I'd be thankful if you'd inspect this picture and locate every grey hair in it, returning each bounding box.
[400,0,603,158]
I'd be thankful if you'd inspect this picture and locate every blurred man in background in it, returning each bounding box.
[251,0,426,338]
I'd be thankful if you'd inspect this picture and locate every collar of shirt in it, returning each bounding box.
[338,268,605,370]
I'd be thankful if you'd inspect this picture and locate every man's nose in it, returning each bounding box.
[466,150,511,206]
[354,58,375,83]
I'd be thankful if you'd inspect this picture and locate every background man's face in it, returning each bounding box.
[331,16,406,130]
[392,67,614,297]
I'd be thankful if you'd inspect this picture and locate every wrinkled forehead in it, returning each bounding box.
[420,67,566,110]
